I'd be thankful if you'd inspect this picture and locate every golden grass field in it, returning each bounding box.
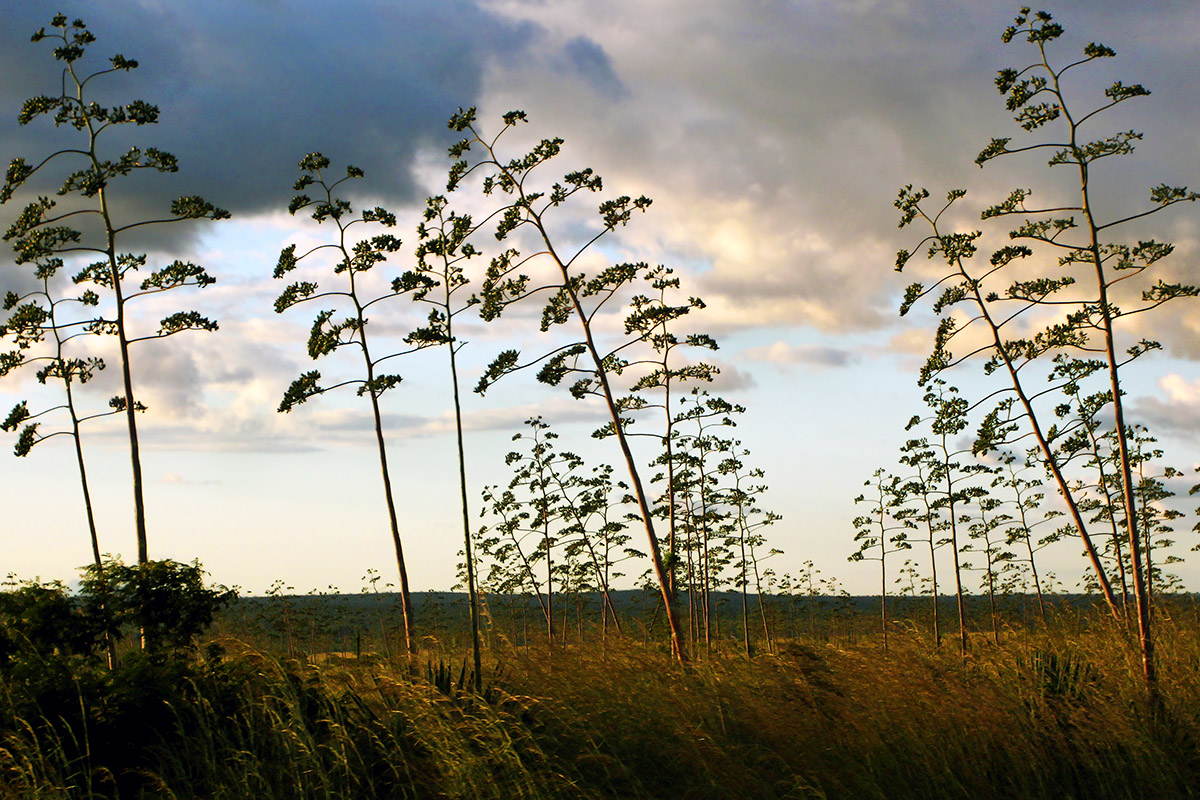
[5,598,1198,799]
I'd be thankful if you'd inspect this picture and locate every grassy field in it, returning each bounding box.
[3,597,1200,799]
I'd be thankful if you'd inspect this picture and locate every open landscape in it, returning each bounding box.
[2,4,1200,798]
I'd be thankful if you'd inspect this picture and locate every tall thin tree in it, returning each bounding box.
[851,469,914,650]
[448,108,689,661]
[900,7,1198,686]
[273,154,432,656]
[407,194,486,684]
[4,16,228,564]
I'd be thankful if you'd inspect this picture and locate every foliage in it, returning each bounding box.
[1,560,234,662]
[0,579,104,664]
[79,558,236,653]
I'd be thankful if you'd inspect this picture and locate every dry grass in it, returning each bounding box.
[3,603,1199,799]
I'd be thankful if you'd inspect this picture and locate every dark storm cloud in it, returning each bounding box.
[0,0,539,221]
[561,36,626,99]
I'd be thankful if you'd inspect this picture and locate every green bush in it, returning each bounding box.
[79,559,236,654]
[0,560,236,797]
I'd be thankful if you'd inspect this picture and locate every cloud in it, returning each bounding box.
[742,341,860,368]
[426,395,609,436]
[1132,373,1200,441]
[109,377,613,453]
[4,2,1198,449]
[472,0,1200,340]
[1162,373,1200,405]
[561,36,626,99]
[7,0,1197,356]
[708,362,757,392]
[223,392,612,450]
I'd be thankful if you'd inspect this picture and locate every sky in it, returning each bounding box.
[2,0,1200,598]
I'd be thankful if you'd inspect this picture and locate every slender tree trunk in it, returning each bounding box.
[807,589,815,639]
[1009,381,1120,618]
[1107,389,1154,686]
[544,521,554,647]
[43,283,105,574]
[1024,534,1047,625]
[602,552,622,636]
[745,534,773,654]
[750,552,773,653]
[927,527,941,647]
[88,102,148,565]
[1009,469,1049,626]
[987,554,999,646]
[507,530,549,624]
[552,474,623,638]
[1085,422,1131,623]
[100,199,148,564]
[366,386,416,657]
[1139,489,1155,624]
[62,376,103,570]
[880,547,889,652]
[740,537,751,657]
[377,602,393,659]
[1069,91,1155,684]
[66,382,117,669]
[448,340,482,688]
[577,545,622,636]
[695,444,712,655]
[99,186,150,655]
[757,594,772,654]
[665,378,678,599]
[604,372,687,661]
[348,247,416,657]
[1144,535,1154,623]
[537,225,687,662]
[945,470,968,657]
[686,537,698,647]
[701,514,711,655]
